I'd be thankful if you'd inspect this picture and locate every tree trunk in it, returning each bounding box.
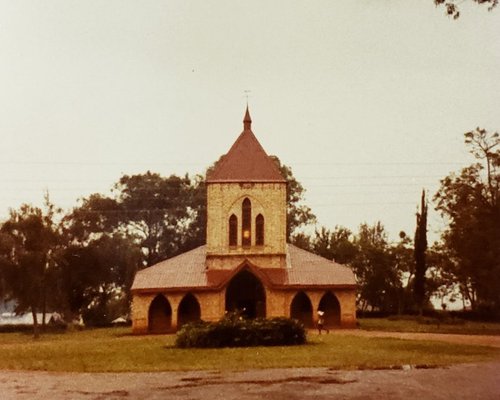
[42,281,47,329]
[31,307,39,339]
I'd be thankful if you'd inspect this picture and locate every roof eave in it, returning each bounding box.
[206,179,287,184]
[275,283,358,290]
[131,286,222,294]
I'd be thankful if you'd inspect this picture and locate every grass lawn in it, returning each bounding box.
[359,317,500,335]
[0,327,498,372]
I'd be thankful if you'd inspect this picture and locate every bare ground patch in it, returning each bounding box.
[0,361,499,400]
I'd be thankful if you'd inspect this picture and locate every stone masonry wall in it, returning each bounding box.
[206,182,287,263]
[132,286,356,334]
[132,291,226,334]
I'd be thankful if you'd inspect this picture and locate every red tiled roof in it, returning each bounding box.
[206,108,286,183]
[131,244,356,293]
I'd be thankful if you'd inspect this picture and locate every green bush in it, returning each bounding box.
[175,314,306,348]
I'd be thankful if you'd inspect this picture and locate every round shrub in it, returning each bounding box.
[175,314,306,348]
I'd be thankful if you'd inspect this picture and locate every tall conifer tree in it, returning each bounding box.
[414,189,428,314]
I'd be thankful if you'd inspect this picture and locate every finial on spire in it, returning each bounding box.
[243,105,252,130]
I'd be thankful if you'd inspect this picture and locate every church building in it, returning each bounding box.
[131,108,357,333]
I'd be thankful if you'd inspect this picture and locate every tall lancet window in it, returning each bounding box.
[242,198,251,247]
[229,214,238,246]
[256,214,264,246]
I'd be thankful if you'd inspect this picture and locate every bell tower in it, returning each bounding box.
[205,107,287,269]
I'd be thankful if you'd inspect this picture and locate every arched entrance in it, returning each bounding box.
[148,294,172,333]
[290,291,313,328]
[225,269,266,318]
[178,293,201,327]
[318,291,341,328]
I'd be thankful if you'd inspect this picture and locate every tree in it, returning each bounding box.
[65,171,197,267]
[413,190,428,315]
[0,232,15,301]
[289,232,312,251]
[57,234,141,325]
[425,242,461,310]
[350,222,403,313]
[434,0,498,19]
[392,231,416,313]
[434,128,500,312]
[309,226,357,265]
[0,196,62,338]
[178,174,207,253]
[270,157,317,238]
[113,172,195,266]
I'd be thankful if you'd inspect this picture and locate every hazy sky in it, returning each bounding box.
[1,1,499,242]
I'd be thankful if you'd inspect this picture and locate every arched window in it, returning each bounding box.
[256,214,264,246]
[229,214,238,246]
[242,198,251,247]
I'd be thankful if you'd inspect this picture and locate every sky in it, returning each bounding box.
[1,0,499,243]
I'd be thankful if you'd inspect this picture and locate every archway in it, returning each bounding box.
[178,293,201,327]
[318,292,341,328]
[148,294,172,333]
[225,269,266,318]
[290,291,313,328]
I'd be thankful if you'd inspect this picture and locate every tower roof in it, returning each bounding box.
[206,108,286,183]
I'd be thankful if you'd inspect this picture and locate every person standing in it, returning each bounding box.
[317,310,329,334]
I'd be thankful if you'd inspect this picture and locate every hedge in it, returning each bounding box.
[175,314,306,348]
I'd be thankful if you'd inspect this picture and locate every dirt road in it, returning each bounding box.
[0,361,499,400]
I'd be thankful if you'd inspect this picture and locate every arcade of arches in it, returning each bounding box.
[145,273,344,333]
[147,293,201,333]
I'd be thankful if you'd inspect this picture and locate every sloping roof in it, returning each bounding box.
[131,246,209,291]
[206,108,286,183]
[285,245,356,286]
[131,244,356,293]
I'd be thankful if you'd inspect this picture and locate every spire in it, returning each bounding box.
[243,106,252,130]
[206,108,286,183]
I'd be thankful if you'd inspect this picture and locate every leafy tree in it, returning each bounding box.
[271,157,317,238]
[434,128,500,312]
[425,242,461,310]
[65,171,197,267]
[0,232,15,301]
[113,172,195,266]
[289,232,312,251]
[351,222,404,313]
[179,174,206,253]
[0,197,62,338]
[63,193,120,242]
[392,231,416,313]
[309,226,357,265]
[294,224,416,314]
[414,190,428,315]
[434,0,497,19]
[57,234,141,324]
